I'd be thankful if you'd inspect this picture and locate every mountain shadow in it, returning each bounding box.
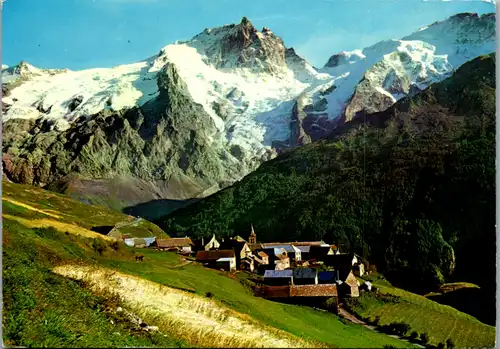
[123,198,197,221]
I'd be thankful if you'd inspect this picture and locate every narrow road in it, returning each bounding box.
[338,307,424,348]
[170,259,193,268]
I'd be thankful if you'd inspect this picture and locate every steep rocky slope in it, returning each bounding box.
[2,13,495,213]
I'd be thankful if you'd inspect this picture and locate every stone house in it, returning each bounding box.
[257,251,269,265]
[240,257,255,272]
[196,250,236,270]
[156,237,194,254]
[274,253,290,270]
[318,271,336,284]
[215,257,237,271]
[264,270,293,286]
[292,268,318,285]
[261,243,302,261]
[220,238,253,269]
[337,270,360,298]
[193,234,220,251]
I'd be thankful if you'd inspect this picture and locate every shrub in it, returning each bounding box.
[380,325,392,334]
[409,331,418,340]
[91,238,107,255]
[421,333,429,345]
[109,241,120,251]
[446,338,455,349]
[389,321,411,336]
[32,227,59,239]
[205,292,214,298]
[325,298,338,313]
[437,342,445,349]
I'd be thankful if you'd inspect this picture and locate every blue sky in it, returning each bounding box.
[2,0,496,70]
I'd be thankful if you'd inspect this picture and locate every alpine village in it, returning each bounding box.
[129,225,367,309]
[1,2,497,348]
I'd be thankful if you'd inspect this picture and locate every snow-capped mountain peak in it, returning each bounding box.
[2,17,326,163]
[402,12,495,66]
[310,12,496,127]
[1,12,496,199]
[323,50,366,69]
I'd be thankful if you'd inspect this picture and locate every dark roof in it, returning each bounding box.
[262,247,288,258]
[259,242,286,247]
[337,268,353,282]
[295,246,311,253]
[309,245,332,260]
[318,271,336,281]
[264,270,293,278]
[293,268,317,279]
[196,250,235,261]
[291,241,325,246]
[261,244,298,253]
[219,239,247,251]
[323,253,354,268]
[157,238,194,248]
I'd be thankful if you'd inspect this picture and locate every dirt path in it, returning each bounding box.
[53,264,321,348]
[170,259,193,268]
[339,308,367,325]
[338,307,423,348]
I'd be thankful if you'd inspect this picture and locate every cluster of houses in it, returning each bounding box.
[137,225,369,298]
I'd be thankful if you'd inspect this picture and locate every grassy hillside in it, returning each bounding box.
[159,54,496,296]
[2,181,413,348]
[2,180,168,240]
[2,182,184,347]
[425,283,495,326]
[112,218,169,238]
[344,277,496,348]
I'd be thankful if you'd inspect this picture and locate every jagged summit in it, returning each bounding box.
[184,16,288,74]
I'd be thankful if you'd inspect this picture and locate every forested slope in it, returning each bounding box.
[159,54,496,295]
